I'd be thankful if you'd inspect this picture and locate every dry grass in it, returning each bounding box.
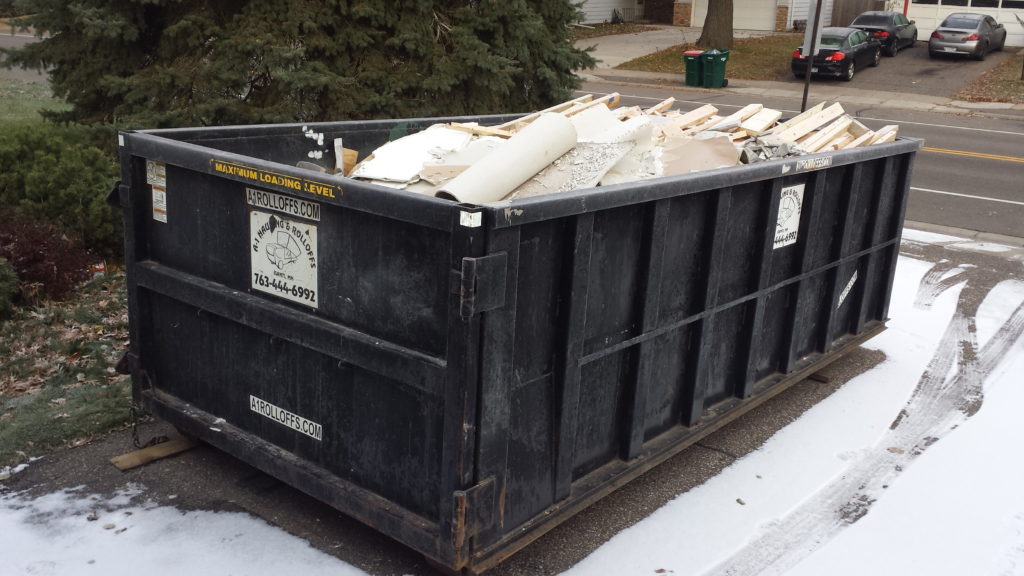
[617,34,802,81]
[0,272,132,467]
[952,51,1024,104]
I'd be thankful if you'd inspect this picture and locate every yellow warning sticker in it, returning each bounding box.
[211,159,340,200]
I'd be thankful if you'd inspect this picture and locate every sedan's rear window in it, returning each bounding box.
[820,35,846,48]
[941,17,981,29]
[851,15,890,26]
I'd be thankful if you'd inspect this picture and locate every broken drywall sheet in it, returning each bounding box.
[436,113,578,204]
[661,133,742,176]
[350,125,473,183]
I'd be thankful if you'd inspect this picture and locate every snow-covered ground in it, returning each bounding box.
[3,231,1023,576]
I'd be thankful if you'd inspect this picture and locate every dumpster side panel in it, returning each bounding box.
[479,147,915,562]
[142,290,445,519]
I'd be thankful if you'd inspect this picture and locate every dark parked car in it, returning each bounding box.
[792,27,881,82]
[929,13,1007,60]
[849,10,918,56]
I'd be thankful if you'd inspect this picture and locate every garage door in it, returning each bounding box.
[693,0,777,31]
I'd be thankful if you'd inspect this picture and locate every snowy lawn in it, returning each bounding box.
[3,231,1023,576]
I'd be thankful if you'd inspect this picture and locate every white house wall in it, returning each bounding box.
[789,0,836,29]
[693,0,781,30]
[579,0,645,24]
[907,0,1024,46]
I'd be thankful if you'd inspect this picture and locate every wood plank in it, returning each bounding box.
[109,435,198,471]
[495,94,594,130]
[447,123,514,138]
[562,92,621,118]
[764,101,825,135]
[706,103,764,132]
[843,130,877,149]
[869,125,899,144]
[685,115,724,135]
[772,103,845,143]
[801,116,853,152]
[823,132,855,150]
[669,104,719,130]
[644,97,676,115]
[740,108,783,135]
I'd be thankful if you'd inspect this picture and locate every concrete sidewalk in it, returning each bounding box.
[576,26,1024,117]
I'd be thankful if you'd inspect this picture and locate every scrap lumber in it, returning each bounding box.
[765,102,825,136]
[843,130,877,149]
[847,119,872,138]
[770,103,845,144]
[740,108,784,136]
[869,125,899,144]
[109,435,198,471]
[495,94,595,131]
[644,97,676,115]
[823,133,855,151]
[447,123,514,139]
[800,116,854,153]
[669,104,719,131]
[562,93,621,118]
[685,114,725,135]
[706,103,764,132]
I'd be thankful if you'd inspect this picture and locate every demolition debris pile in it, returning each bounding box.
[339,94,899,204]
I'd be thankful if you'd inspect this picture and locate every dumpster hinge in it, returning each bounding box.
[453,253,507,321]
[452,476,496,554]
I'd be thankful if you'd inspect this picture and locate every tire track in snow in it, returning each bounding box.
[706,243,1024,576]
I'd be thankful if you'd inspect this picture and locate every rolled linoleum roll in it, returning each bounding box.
[435,113,577,204]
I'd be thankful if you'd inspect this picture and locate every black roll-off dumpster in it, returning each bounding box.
[115,114,919,573]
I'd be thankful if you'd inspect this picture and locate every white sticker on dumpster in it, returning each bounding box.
[146,160,166,187]
[250,210,318,308]
[249,395,323,441]
[774,183,805,249]
[246,188,320,221]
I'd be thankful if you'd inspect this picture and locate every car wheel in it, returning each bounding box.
[843,61,855,82]
[887,43,899,57]
[975,43,988,61]
[871,49,881,67]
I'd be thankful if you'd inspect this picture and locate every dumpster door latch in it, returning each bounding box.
[452,476,496,553]
[454,253,507,321]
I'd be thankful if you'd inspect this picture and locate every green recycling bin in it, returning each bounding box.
[702,48,730,88]
[683,50,704,87]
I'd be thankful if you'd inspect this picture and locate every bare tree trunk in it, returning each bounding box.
[696,0,734,50]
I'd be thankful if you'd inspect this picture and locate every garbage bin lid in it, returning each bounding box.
[684,50,704,55]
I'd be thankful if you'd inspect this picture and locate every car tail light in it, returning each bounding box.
[825,52,846,61]
[931,31,944,39]
[874,31,890,37]
[963,33,979,41]
[792,49,804,59]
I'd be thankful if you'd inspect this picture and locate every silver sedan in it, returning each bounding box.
[928,13,1007,60]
